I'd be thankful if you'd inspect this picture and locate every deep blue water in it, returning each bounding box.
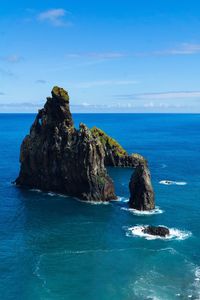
[0,113,200,300]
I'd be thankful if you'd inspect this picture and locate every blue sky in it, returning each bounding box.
[1,0,200,112]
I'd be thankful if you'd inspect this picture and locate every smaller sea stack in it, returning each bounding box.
[143,226,169,237]
[129,163,155,210]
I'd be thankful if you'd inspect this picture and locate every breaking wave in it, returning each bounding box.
[30,188,43,193]
[121,206,163,215]
[159,180,187,186]
[117,196,129,203]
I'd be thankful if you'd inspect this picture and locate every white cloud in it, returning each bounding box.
[154,43,200,56]
[0,102,43,113]
[134,43,200,57]
[81,102,90,106]
[37,9,70,27]
[64,43,200,62]
[0,68,14,77]
[115,91,200,100]
[1,55,23,63]
[143,101,155,108]
[0,102,41,108]
[71,101,192,112]
[65,52,126,59]
[35,79,47,84]
[142,102,188,109]
[74,80,139,88]
[139,91,200,100]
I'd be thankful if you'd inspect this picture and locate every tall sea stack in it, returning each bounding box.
[15,86,116,201]
[129,163,155,210]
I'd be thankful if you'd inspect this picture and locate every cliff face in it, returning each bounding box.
[90,127,146,167]
[129,163,155,210]
[15,86,116,201]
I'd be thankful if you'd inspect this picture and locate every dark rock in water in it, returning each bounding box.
[90,126,146,167]
[129,163,155,210]
[15,86,116,201]
[143,226,170,237]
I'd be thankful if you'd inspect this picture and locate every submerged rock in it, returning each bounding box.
[15,86,116,201]
[129,163,155,210]
[143,226,170,237]
[90,126,146,167]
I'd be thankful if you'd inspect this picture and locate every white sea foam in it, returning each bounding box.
[195,267,200,281]
[86,201,110,205]
[34,254,51,293]
[146,297,161,300]
[47,192,69,198]
[30,188,42,193]
[47,192,57,197]
[161,163,167,169]
[192,266,200,299]
[75,197,110,205]
[126,225,192,240]
[56,193,69,198]
[29,188,109,203]
[30,189,68,198]
[159,180,187,186]
[117,196,129,203]
[121,206,163,215]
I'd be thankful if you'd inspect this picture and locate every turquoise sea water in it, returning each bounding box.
[0,113,200,300]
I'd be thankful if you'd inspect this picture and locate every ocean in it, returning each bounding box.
[0,113,200,300]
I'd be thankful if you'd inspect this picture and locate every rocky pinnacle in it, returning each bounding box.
[129,163,155,210]
[15,86,116,201]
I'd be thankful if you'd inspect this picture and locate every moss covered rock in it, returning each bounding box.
[91,126,146,167]
[51,86,69,103]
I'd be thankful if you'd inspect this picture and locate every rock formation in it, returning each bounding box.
[129,163,155,210]
[15,86,116,201]
[90,127,145,167]
[143,226,169,237]
[16,85,153,204]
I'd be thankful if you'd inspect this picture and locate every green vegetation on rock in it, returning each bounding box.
[96,175,106,187]
[131,153,146,164]
[91,126,127,157]
[51,86,69,102]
